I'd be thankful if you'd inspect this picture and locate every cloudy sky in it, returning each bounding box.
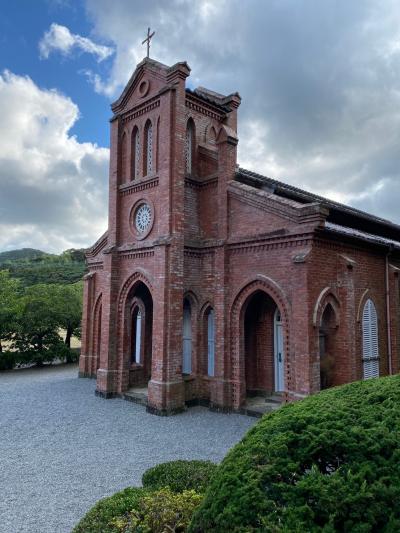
[1,0,400,253]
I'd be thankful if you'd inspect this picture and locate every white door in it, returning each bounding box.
[183,304,192,374]
[274,309,284,391]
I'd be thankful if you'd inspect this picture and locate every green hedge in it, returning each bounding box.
[189,375,400,532]
[142,459,217,494]
[73,460,217,532]
[72,487,145,533]
[110,488,203,533]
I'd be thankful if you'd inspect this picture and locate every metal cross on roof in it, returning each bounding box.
[142,27,155,58]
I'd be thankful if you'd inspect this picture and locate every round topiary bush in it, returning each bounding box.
[189,375,400,532]
[72,487,144,533]
[142,459,217,494]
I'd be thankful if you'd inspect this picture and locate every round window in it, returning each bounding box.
[135,203,152,233]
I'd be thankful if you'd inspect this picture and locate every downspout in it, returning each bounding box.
[385,245,393,375]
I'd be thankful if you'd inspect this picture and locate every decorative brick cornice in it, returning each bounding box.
[184,175,218,190]
[228,230,314,254]
[87,262,103,271]
[119,176,159,196]
[120,250,154,260]
[185,95,225,121]
[121,97,160,124]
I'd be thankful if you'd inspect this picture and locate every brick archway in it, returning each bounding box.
[230,276,291,408]
[117,270,154,392]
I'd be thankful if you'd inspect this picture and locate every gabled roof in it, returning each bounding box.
[236,167,400,243]
[111,58,190,115]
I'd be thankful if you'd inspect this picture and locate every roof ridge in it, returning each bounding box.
[237,167,398,230]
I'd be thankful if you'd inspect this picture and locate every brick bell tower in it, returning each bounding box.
[80,55,241,414]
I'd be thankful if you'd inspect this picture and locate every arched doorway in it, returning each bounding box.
[244,290,284,396]
[319,303,338,389]
[125,281,153,387]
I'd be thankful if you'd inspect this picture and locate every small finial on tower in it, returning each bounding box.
[142,27,155,58]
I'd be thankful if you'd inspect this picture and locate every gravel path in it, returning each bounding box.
[0,365,255,533]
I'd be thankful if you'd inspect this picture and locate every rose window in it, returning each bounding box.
[135,204,152,233]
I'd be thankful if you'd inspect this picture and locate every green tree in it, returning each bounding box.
[0,270,21,352]
[53,282,83,349]
[13,284,62,365]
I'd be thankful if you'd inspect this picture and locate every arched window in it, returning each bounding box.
[120,132,127,183]
[131,127,140,180]
[132,307,142,364]
[156,117,160,172]
[207,309,215,376]
[185,119,195,174]
[182,300,192,374]
[143,120,153,176]
[362,299,379,379]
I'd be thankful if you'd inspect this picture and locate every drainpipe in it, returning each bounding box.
[385,246,393,375]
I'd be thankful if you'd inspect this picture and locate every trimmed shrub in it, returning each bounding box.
[112,488,203,533]
[189,375,400,532]
[72,487,145,533]
[142,459,217,494]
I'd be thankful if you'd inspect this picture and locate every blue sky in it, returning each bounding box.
[1,0,400,253]
[0,0,111,146]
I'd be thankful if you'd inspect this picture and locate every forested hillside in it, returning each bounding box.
[0,248,87,286]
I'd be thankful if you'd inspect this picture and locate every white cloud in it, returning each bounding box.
[39,23,114,62]
[0,70,109,253]
[83,0,400,224]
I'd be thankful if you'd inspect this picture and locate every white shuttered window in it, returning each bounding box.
[362,299,380,379]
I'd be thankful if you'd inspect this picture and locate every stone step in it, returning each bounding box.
[123,389,148,406]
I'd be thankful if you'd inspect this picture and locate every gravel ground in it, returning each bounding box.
[0,365,255,533]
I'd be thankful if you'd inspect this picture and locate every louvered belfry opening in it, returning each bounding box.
[185,118,195,175]
[362,299,380,379]
[131,126,140,180]
[143,120,153,176]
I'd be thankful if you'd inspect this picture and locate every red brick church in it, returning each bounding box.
[79,56,400,415]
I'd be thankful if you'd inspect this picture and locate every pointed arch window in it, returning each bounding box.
[183,300,192,374]
[185,119,195,174]
[131,127,140,180]
[207,308,215,376]
[362,299,380,379]
[143,120,153,176]
[120,132,128,183]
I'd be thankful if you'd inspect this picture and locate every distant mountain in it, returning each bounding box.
[0,248,87,286]
[0,248,52,263]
